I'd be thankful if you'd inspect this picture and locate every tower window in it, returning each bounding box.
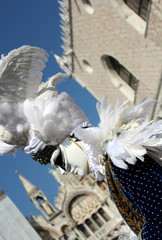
[109,56,138,91]
[123,0,150,21]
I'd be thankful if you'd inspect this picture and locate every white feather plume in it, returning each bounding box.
[0,46,49,147]
[0,45,161,171]
[74,95,162,169]
[0,46,78,155]
[0,45,48,102]
[0,141,17,155]
[24,92,88,147]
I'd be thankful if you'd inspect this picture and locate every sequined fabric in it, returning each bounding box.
[106,155,162,240]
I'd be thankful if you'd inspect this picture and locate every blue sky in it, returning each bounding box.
[0,0,99,217]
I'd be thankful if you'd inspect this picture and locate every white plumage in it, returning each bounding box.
[0,46,48,102]
[0,45,161,172]
[0,46,88,155]
[74,95,162,169]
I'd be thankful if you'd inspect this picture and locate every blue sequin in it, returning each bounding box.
[109,155,162,239]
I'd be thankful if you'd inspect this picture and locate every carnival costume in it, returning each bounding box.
[0,46,161,240]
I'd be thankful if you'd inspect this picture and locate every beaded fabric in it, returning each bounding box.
[106,155,162,240]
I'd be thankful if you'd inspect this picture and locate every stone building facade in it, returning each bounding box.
[17,170,130,240]
[56,0,162,121]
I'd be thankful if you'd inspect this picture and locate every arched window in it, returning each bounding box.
[92,213,103,227]
[98,208,110,222]
[77,224,90,238]
[109,56,138,91]
[123,0,150,21]
[101,55,138,102]
[36,196,55,216]
[85,219,97,232]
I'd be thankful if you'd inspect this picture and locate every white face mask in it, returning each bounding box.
[50,137,88,176]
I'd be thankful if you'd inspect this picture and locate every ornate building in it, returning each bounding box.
[55,0,162,121]
[16,170,130,240]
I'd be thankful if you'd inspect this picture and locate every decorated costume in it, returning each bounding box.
[0,46,162,240]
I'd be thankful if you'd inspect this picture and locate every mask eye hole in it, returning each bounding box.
[54,150,65,171]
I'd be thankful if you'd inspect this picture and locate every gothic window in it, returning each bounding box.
[98,208,110,222]
[77,224,90,238]
[109,56,138,91]
[36,196,54,216]
[123,0,150,21]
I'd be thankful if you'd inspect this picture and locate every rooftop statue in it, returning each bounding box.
[0,46,161,240]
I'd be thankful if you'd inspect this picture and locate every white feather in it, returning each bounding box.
[123,97,155,122]
[0,46,49,151]
[0,141,17,155]
[76,96,162,169]
[24,92,88,147]
[0,46,71,155]
[0,45,161,170]
[0,45,48,102]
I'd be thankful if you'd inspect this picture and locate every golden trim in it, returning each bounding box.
[68,136,83,151]
[139,229,143,240]
[105,156,145,236]
[67,136,89,174]
[87,159,89,174]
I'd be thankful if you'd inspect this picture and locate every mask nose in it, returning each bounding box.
[50,147,66,171]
